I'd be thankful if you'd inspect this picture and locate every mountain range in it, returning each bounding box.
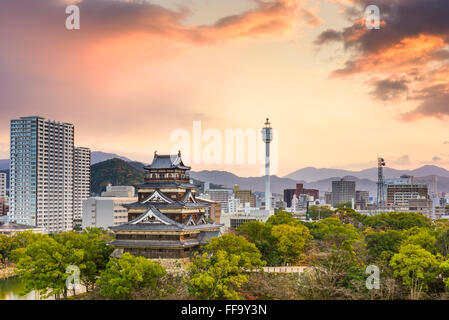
[0,151,131,170]
[285,165,449,182]
[1,151,449,196]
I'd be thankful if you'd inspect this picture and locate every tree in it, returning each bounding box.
[308,217,359,246]
[97,252,166,299]
[390,244,441,299]
[308,206,333,221]
[436,229,449,257]
[271,224,311,265]
[187,234,264,300]
[266,211,298,226]
[237,221,271,244]
[362,212,431,231]
[0,235,12,266]
[15,235,75,298]
[402,227,437,254]
[365,230,404,261]
[334,202,352,209]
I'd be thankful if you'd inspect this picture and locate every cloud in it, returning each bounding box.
[370,79,408,101]
[395,154,410,165]
[316,0,449,120]
[444,141,449,145]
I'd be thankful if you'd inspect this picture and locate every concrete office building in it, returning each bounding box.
[284,184,319,208]
[10,116,88,233]
[207,189,231,213]
[102,185,135,197]
[325,192,332,205]
[82,196,137,229]
[331,179,356,207]
[355,191,370,210]
[233,185,256,208]
[386,184,429,207]
[73,147,91,227]
[82,186,137,229]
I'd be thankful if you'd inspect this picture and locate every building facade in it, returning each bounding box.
[196,197,222,224]
[284,184,319,208]
[0,198,9,216]
[386,184,429,207]
[82,196,137,229]
[206,189,231,213]
[110,152,222,259]
[355,190,370,210]
[73,147,91,227]
[331,179,356,207]
[233,185,256,208]
[0,172,6,199]
[10,116,88,233]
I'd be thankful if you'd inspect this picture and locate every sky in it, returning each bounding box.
[0,0,448,177]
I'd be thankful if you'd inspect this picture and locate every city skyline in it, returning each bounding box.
[1,0,449,177]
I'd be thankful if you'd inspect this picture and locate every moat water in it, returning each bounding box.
[0,277,37,300]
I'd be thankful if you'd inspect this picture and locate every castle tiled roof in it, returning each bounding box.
[110,205,222,232]
[144,152,190,170]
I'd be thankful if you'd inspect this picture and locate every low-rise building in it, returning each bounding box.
[196,197,222,224]
[0,222,45,237]
[82,194,137,229]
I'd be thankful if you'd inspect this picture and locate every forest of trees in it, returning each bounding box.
[3,209,449,300]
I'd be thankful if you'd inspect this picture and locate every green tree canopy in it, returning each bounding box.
[308,217,360,246]
[266,211,298,226]
[390,244,441,299]
[362,212,431,231]
[364,230,405,261]
[271,224,312,265]
[187,234,264,300]
[97,252,166,299]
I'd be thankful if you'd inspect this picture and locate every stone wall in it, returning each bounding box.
[0,265,16,279]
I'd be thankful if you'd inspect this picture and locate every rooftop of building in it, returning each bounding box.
[0,222,44,230]
[144,151,191,171]
[110,205,222,232]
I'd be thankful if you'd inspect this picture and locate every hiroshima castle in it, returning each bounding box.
[110,151,222,259]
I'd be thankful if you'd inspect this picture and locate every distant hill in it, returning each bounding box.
[90,159,225,195]
[285,165,449,182]
[91,151,131,165]
[0,159,9,171]
[303,176,377,196]
[90,158,144,195]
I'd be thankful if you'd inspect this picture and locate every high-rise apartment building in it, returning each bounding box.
[73,147,91,227]
[0,172,6,199]
[10,116,88,233]
[331,179,356,207]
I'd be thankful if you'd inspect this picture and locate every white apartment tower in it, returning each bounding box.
[10,116,89,233]
[0,172,6,199]
[74,147,91,225]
